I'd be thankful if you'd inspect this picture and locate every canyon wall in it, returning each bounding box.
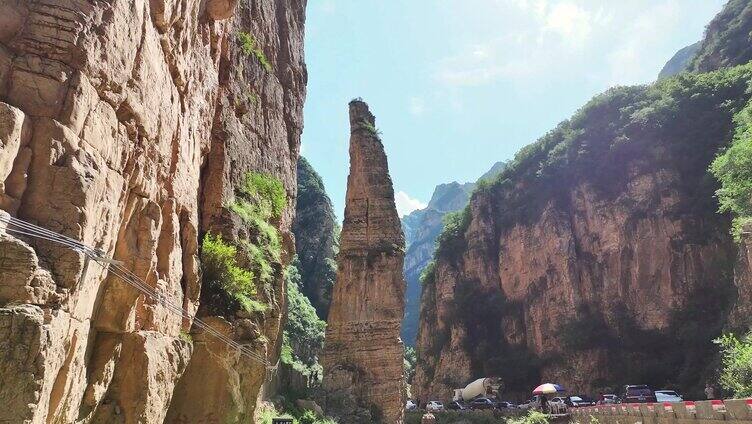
[293,156,338,319]
[321,100,406,424]
[0,0,306,423]
[413,2,752,401]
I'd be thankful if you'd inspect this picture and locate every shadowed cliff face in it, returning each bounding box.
[321,100,405,424]
[0,0,306,422]
[293,157,338,319]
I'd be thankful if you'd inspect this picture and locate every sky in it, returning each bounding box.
[301,0,727,220]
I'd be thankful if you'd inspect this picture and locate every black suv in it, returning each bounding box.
[621,385,657,403]
[469,398,496,410]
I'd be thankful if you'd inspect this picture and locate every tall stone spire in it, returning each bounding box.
[321,100,406,424]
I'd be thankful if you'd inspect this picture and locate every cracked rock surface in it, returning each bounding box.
[0,0,307,422]
[321,100,406,424]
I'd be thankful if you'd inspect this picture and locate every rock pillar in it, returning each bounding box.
[321,100,406,423]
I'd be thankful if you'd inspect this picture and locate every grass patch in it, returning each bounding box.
[201,233,268,315]
[358,119,382,138]
[237,31,272,72]
[179,330,192,344]
[506,411,550,424]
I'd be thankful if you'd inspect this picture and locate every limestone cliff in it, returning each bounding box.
[293,156,338,319]
[321,100,405,423]
[414,66,752,403]
[0,0,306,423]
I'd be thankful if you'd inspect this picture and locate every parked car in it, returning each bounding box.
[447,401,468,411]
[469,397,496,410]
[655,390,683,403]
[406,400,417,411]
[621,385,657,403]
[496,401,518,409]
[426,401,445,412]
[569,396,596,407]
[597,394,618,405]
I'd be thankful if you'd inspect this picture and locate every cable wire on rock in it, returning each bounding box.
[0,211,274,369]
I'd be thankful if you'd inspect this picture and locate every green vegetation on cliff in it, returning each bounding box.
[282,259,326,376]
[711,100,752,238]
[716,331,752,397]
[259,404,337,424]
[293,157,339,319]
[201,233,267,314]
[433,63,752,263]
[200,172,286,316]
[237,31,272,72]
[690,0,752,73]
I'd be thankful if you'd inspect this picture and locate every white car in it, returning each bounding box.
[655,390,683,403]
[426,401,445,412]
[406,400,417,411]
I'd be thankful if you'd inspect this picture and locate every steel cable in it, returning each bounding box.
[0,213,272,368]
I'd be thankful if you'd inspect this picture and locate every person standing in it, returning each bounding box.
[704,383,716,400]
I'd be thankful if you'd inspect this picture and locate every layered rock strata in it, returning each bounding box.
[0,0,306,422]
[321,100,406,424]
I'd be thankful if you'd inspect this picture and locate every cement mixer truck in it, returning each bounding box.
[453,378,503,402]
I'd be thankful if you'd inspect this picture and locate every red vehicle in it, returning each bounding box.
[620,385,657,404]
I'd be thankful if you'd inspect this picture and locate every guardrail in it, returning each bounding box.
[571,399,752,423]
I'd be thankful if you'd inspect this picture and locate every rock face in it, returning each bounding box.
[0,0,306,423]
[293,156,338,319]
[413,60,752,401]
[321,100,406,424]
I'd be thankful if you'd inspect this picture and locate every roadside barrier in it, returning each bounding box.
[571,399,752,424]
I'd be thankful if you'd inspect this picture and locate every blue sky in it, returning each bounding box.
[301,0,727,220]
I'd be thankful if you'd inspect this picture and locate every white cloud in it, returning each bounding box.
[433,40,523,87]
[394,191,427,217]
[434,0,613,88]
[543,3,595,46]
[408,96,426,116]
